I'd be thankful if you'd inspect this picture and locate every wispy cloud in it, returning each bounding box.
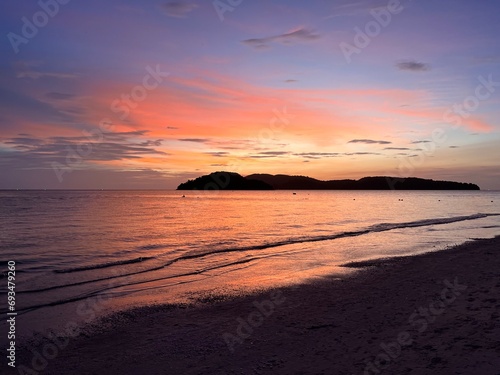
[140,139,163,147]
[257,151,289,156]
[247,155,281,159]
[1,131,168,169]
[326,0,394,18]
[178,138,211,143]
[384,147,411,150]
[17,71,77,80]
[0,87,77,128]
[345,152,381,156]
[294,152,340,159]
[173,136,262,150]
[471,56,500,65]
[396,60,431,72]
[348,139,392,145]
[411,140,432,144]
[206,152,229,157]
[15,61,78,80]
[247,151,290,159]
[45,92,76,100]
[242,28,320,49]
[162,2,198,18]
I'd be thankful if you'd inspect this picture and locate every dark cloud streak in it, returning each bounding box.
[0,132,168,170]
[411,140,432,144]
[396,60,431,72]
[348,139,392,145]
[178,138,211,143]
[242,28,320,49]
[46,92,76,100]
[162,2,198,18]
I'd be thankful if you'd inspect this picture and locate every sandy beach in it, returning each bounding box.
[17,236,500,375]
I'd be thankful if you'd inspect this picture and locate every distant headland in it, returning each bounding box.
[177,172,480,190]
[177,172,273,190]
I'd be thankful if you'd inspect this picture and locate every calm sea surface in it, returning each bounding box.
[1,190,499,338]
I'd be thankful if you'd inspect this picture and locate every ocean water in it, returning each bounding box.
[1,190,499,338]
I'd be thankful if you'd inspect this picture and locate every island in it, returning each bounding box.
[176,172,480,190]
[246,174,480,190]
[177,172,274,190]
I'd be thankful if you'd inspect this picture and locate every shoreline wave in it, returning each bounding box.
[50,212,499,276]
[5,212,496,316]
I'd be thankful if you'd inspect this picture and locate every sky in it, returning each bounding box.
[1,0,499,190]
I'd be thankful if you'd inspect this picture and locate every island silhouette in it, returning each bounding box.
[177,172,273,190]
[177,172,480,190]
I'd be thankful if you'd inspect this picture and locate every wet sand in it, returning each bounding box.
[17,236,500,374]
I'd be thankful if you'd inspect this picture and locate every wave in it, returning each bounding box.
[136,244,167,251]
[6,212,499,315]
[17,213,498,297]
[18,213,500,293]
[480,225,500,229]
[54,256,155,274]
[6,253,280,315]
[367,213,495,232]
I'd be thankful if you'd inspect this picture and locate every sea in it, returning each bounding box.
[1,190,499,340]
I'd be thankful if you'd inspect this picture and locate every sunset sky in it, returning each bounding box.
[1,0,499,189]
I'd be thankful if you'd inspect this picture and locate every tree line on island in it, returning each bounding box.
[177,172,480,191]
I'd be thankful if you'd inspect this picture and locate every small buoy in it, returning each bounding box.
[293,192,296,195]
[182,195,185,198]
